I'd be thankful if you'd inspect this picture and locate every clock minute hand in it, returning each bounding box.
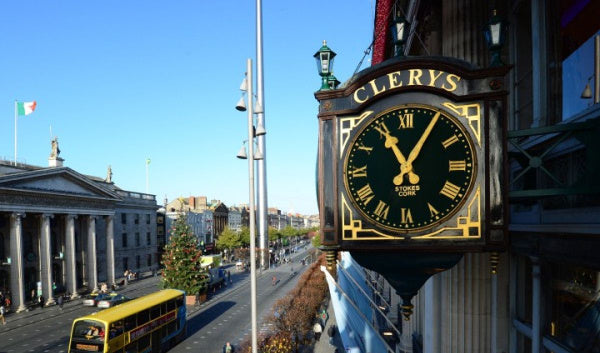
[406,111,440,164]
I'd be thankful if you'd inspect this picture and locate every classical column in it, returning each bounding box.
[105,215,115,286]
[65,215,78,298]
[87,216,98,290]
[9,212,27,312]
[39,214,55,305]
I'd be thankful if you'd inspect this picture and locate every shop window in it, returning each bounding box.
[147,254,152,267]
[547,262,600,351]
[123,257,128,273]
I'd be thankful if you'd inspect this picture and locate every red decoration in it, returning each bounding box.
[372,0,392,65]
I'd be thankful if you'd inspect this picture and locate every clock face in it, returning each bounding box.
[343,104,477,234]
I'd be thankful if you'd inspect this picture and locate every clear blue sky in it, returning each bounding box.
[0,1,375,215]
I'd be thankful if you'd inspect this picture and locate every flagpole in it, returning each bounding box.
[14,100,17,166]
[145,159,149,193]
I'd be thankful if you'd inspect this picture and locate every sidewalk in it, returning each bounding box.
[313,299,345,353]
[0,271,158,332]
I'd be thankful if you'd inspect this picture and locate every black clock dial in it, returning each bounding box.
[343,105,477,234]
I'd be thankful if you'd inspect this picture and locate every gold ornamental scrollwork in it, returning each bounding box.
[339,111,373,158]
[442,102,481,146]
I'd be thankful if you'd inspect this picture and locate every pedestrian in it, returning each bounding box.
[0,292,6,325]
[327,324,336,346]
[57,294,64,310]
[222,341,235,353]
[38,295,44,309]
[272,276,277,286]
[30,289,36,304]
[313,321,322,341]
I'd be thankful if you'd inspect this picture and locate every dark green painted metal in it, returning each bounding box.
[508,117,600,198]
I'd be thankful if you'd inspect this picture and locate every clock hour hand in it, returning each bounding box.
[373,127,419,185]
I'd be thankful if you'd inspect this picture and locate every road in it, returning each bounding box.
[0,245,314,353]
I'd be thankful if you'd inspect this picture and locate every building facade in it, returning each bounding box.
[335,1,600,353]
[0,154,157,312]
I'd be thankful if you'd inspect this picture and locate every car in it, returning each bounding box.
[82,292,105,306]
[97,293,130,308]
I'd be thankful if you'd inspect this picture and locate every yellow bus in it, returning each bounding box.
[68,289,186,353]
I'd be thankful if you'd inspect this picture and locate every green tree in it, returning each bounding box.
[311,232,322,248]
[161,214,209,295]
[239,226,250,246]
[268,226,280,242]
[217,226,242,251]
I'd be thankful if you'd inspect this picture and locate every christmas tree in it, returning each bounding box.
[161,214,208,296]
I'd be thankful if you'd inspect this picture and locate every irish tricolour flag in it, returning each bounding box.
[17,101,37,116]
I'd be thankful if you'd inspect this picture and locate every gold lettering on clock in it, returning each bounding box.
[398,113,413,129]
[356,184,375,205]
[440,181,461,199]
[401,208,414,224]
[373,200,390,220]
[441,135,459,149]
[448,160,467,171]
[351,165,368,178]
[356,143,373,154]
[427,203,439,218]
[373,122,391,138]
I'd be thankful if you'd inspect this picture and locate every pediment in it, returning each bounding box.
[0,167,120,200]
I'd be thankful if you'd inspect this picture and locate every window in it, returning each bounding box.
[123,257,128,273]
[167,299,176,312]
[134,214,140,225]
[136,309,149,325]
[146,232,151,245]
[124,315,136,331]
[122,233,128,248]
[146,214,150,224]
[121,213,127,224]
[109,320,124,339]
[151,305,160,320]
[176,296,184,308]
[135,232,140,247]
[147,254,152,267]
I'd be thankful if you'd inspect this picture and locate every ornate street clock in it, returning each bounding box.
[344,104,476,235]
[314,56,509,320]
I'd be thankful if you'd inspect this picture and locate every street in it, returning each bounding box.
[0,245,313,353]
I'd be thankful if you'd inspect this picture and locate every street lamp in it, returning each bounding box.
[314,40,336,90]
[236,58,265,353]
[390,11,410,57]
[483,9,507,67]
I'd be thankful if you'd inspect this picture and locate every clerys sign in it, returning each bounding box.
[315,57,509,253]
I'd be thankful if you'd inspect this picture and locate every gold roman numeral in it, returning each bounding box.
[373,200,390,219]
[440,181,461,199]
[398,113,414,129]
[356,184,374,205]
[448,160,466,171]
[427,203,439,218]
[400,208,413,224]
[356,143,373,154]
[442,134,459,149]
[350,165,367,178]
[373,122,391,138]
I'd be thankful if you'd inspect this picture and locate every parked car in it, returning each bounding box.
[97,293,130,308]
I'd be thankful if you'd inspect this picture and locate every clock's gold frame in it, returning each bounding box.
[339,102,483,240]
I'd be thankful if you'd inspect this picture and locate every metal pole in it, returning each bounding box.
[14,100,17,166]
[246,58,258,353]
[255,0,269,271]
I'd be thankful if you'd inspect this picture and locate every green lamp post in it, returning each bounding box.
[314,40,336,90]
[483,9,507,67]
[390,12,410,57]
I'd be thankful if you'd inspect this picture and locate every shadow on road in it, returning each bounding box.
[187,301,236,336]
